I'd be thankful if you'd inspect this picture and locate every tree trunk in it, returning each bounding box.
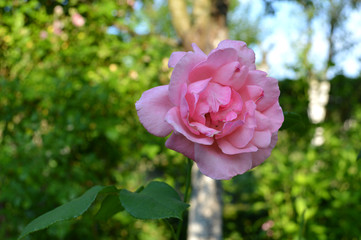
[168,1,229,239]
[187,165,223,240]
[169,0,228,52]
[308,0,342,146]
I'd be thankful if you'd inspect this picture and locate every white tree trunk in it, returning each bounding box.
[308,79,330,146]
[187,165,222,240]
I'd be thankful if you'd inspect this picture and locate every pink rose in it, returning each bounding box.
[136,40,283,180]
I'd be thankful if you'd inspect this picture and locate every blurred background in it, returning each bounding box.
[1,0,361,239]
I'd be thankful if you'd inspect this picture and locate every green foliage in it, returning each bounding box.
[96,195,124,221]
[18,186,117,239]
[19,182,188,239]
[1,1,361,240]
[223,76,361,240]
[281,111,304,130]
[119,181,189,220]
[0,1,178,239]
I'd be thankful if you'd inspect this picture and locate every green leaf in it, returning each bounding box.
[119,181,189,220]
[135,186,144,193]
[357,150,361,161]
[18,186,118,239]
[96,195,124,221]
[281,111,304,130]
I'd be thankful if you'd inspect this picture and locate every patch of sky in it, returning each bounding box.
[107,26,121,35]
[153,0,165,10]
[332,6,361,77]
[133,2,150,35]
[261,1,305,79]
[134,21,150,35]
[133,1,142,11]
[107,0,150,37]
[125,1,150,35]
[236,0,361,79]
[237,0,263,23]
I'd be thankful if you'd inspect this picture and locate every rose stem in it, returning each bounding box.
[175,158,193,239]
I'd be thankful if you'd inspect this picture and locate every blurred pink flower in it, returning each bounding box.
[53,20,63,35]
[262,220,274,231]
[136,40,284,180]
[40,30,48,39]
[71,13,85,27]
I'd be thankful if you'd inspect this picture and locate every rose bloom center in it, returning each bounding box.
[184,79,259,138]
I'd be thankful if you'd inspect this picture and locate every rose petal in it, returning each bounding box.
[186,93,197,117]
[225,124,255,148]
[213,62,248,91]
[168,51,187,68]
[207,90,242,129]
[217,138,258,155]
[216,119,244,139]
[225,111,238,121]
[188,78,212,95]
[165,132,195,159]
[136,85,174,137]
[247,70,280,111]
[206,48,238,69]
[212,61,239,84]
[192,43,207,58]
[179,84,200,135]
[228,65,249,90]
[165,107,214,145]
[211,89,243,122]
[217,39,247,51]
[179,83,189,119]
[238,48,256,70]
[186,78,212,117]
[200,82,232,112]
[217,138,243,154]
[169,51,207,105]
[194,143,253,180]
[217,40,256,70]
[192,101,209,124]
[246,85,264,102]
[189,122,220,137]
[251,130,271,148]
[254,111,271,131]
[188,62,214,83]
[239,100,257,124]
[251,132,278,168]
[194,48,238,75]
[262,101,284,132]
